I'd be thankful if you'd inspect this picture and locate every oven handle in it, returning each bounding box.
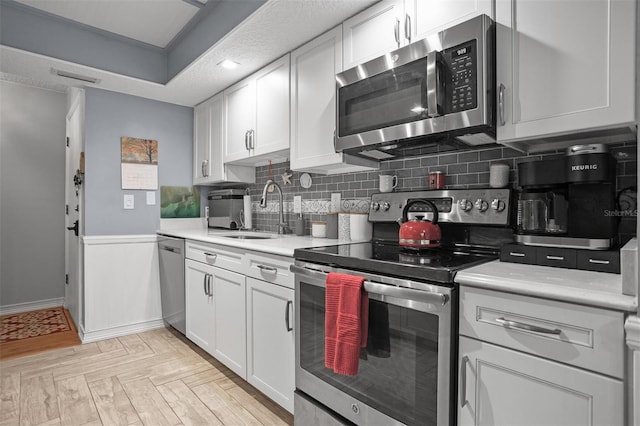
[290,265,449,306]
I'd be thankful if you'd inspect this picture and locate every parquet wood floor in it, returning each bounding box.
[0,327,294,426]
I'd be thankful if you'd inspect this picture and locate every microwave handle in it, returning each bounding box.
[426,51,444,118]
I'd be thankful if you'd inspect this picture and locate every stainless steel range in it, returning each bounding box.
[292,189,512,425]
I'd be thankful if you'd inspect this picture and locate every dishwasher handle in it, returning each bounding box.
[290,264,448,306]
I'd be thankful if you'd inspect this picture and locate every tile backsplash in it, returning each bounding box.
[239,143,637,240]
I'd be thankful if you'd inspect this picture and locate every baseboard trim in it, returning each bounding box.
[0,298,65,315]
[79,319,167,343]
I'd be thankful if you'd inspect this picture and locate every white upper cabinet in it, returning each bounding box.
[409,0,493,41]
[343,0,494,70]
[496,0,637,151]
[193,94,254,185]
[290,26,378,174]
[343,0,406,70]
[224,54,290,165]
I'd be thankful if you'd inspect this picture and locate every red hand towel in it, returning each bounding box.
[325,272,369,376]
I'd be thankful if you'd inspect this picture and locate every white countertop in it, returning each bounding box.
[157,227,355,257]
[456,260,638,312]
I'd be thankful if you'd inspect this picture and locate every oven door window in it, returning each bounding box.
[299,281,442,425]
[337,58,428,137]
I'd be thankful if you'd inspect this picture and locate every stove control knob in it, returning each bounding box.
[381,202,391,211]
[371,202,380,211]
[459,199,473,212]
[474,199,489,212]
[491,199,506,212]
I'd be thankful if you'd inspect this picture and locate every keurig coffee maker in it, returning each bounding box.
[515,144,618,250]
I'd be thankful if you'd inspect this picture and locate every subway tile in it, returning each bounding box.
[420,156,439,167]
[404,158,421,169]
[387,160,404,170]
[624,161,637,175]
[478,148,502,161]
[468,161,489,173]
[458,174,479,185]
[458,151,479,162]
[439,153,458,165]
[501,147,524,158]
[447,163,468,175]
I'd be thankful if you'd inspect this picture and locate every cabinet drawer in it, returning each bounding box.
[245,251,294,289]
[185,240,244,272]
[576,249,620,274]
[500,243,536,264]
[536,247,576,268]
[459,287,625,378]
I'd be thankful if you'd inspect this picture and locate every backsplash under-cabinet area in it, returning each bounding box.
[239,143,637,241]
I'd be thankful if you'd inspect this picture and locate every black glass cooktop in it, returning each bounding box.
[294,241,498,284]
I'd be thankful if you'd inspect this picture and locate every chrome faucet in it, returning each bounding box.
[259,179,288,234]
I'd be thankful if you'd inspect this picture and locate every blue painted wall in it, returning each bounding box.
[84,88,193,235]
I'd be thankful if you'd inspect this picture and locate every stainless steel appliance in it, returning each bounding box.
[335,15,495,160]
[207,189,245,229]
[157,235,185,335]
[514,144,618,250]
[292,189,512,425]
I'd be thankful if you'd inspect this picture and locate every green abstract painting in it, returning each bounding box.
[160,186,200,218]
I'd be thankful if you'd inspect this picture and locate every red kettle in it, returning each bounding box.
[398,199,441,249]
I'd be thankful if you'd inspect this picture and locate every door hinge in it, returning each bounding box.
[65,204,69,215]
[66,137,70,147]
[65,274,69,285]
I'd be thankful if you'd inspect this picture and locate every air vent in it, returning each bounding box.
[51,68,100,84]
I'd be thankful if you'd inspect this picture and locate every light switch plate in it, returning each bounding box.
[293,196,302,213]
[331,193,341,213]
[124,194,134,209]
[146,191,156,205]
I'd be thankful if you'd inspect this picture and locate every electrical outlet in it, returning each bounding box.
[293,196,302,214]
[331,193,341,213]
[124,194,134,209]
[146,191,156,205]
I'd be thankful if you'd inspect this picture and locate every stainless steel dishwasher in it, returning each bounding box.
[157,234,185,335]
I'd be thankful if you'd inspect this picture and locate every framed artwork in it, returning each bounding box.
[121,136,158,190]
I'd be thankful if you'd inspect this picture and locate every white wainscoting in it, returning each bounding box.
[0,298,65,315]
[81,235,164,343]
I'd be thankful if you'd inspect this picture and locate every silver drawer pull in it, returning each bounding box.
[204,252,217,261]
[509,252,526,257]
[546,255,564,261]
[588,258,610,265]
[257,264,278,274]
[495,317,561,335]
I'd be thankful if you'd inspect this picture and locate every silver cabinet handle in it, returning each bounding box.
[204,252,217,262]
[588,258,610,265]
[546,255,565,261]
[404,13,411,43]
[509,252,526,257]
[285,300,293,332]
[498,83,506,126]
[203,274,208,296]
[159,245,176,252]
[460,356,469,407]
[244,130,250,151]
[207,274,212,296]
[249,129,255,150]
[201,159,209,177]
[495,317,561,335]
[257,264,278,274]
[394,18,400,47]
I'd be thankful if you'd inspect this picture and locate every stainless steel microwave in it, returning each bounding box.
[335,14,495,159]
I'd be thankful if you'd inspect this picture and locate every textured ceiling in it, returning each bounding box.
[0,0,377,106]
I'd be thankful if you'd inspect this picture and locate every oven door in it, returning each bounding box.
[292,262,456,426]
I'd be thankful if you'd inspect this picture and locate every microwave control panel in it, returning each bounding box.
[444,40,478,113]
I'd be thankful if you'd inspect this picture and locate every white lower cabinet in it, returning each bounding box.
[185,258,247,379]
[246,277,295,413]
[458,286,626,425]
[458,336,624,426]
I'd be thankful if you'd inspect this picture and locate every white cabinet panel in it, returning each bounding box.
[193,101,211,184]
[185,259,215,353]
[224,79,256,163]
[410,0,493,40]
[458,336,624,426]
[290,26,377,174]
[246,278,295,413]
[496,0,636,149]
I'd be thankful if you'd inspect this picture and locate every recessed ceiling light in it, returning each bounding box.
[217,59,240,70]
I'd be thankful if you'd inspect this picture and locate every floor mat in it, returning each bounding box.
[1,307,72,343]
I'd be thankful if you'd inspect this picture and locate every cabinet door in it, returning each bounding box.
[342,0,405,70]
[291,27,377,174]
[206,93,225,182]
[409,0,493,41]
[185,259,215,353]
[496,0,636,145]
[254,54,290,158]
[211,266,247,379]
[458,336,624,426]
[224,78,255,163]
[246,278,294,413]
[193,101,211,185]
